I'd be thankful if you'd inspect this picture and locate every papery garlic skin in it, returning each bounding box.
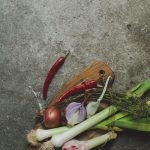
[62,139,88,150]
[65,102,86,126]
[86,101,99,118]
[86,76,112,118]
[62,132,117,150]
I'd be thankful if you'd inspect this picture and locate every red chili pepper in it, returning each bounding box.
[43,52,69,100]
[54,80,97,104]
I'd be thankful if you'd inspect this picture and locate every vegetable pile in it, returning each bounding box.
[27,54,150,150]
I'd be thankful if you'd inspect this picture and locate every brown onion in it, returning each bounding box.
[42,106,61,128]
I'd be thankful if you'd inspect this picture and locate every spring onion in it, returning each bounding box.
[27,127,69,146]
[27,124,121,146]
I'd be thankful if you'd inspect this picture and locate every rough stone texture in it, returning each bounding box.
[0,0,150,150]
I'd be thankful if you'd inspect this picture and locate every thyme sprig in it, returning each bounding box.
[59,88,150,119]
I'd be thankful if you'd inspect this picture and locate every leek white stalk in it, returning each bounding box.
[51,105,117,148]
[27,123,121,146]
[36,127,69,141]
[62,132,117,150]
[27,127,69,146]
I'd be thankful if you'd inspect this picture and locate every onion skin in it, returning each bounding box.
[42,106,61,128]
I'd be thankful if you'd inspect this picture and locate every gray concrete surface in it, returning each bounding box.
[0,0,150,150]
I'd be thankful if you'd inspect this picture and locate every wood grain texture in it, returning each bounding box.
[27,60,114,150]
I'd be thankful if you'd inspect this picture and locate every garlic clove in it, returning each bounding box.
[86,101,99,118]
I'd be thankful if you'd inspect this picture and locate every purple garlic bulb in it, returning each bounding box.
[65,102,86,126]
[62,139,88,150]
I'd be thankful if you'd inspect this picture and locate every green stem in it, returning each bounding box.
[114,116,150,132]
[127,78,150,98]
[95,78,150,129]
[95,111,128,129]
[96,126,123,131]
[96,100,150,131]
[92,79,150,132]
[98,112,128,126]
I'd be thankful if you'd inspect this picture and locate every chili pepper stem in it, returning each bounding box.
[63,50,70,59]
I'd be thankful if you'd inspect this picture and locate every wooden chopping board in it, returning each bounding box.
[27,60,114,150]
[51,60,114,105]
